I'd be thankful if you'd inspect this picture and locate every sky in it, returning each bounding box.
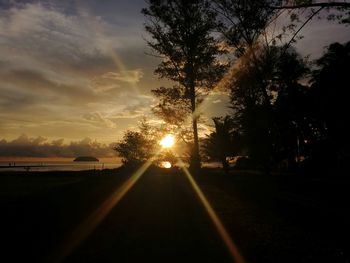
[0,0,349,158]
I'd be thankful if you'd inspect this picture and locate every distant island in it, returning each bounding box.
[73,156,99,162]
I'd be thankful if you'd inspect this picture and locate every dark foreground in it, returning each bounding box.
[0,168,349,262]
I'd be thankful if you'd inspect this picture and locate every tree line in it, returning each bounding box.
[115,0,350,175]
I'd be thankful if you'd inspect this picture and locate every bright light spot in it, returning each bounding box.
[160,134,175,148]
[160,161,172,169]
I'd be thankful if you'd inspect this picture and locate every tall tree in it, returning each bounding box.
[309,41,350,170]
[271,0,350,25]
[227,45,309,169]
[213,0,350,55]
[212,0,317,170]
[142,0,226,170]
[202,116,236,173]
[213,0,280,57]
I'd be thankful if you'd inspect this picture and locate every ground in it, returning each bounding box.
[0,168,349,262]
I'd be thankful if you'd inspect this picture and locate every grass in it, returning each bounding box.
[195,169,350,263]
[0,167,349,262]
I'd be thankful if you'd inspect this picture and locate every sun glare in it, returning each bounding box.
[160,134,175,148]
[160,161,172,169]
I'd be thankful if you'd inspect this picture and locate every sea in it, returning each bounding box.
[0,159,222,172]
[0,161,122,172]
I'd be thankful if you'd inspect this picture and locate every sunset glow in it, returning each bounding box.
[0,1,348,159]
[159,134,175,148]
[160,161,172,169]
[1,2,348,263]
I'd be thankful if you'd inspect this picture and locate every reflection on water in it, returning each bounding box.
[0,161,222,172]
[0,161,122,172]
[160,161,172,168]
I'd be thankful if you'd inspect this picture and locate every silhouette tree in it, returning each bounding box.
[210,1,347,172]
[213,0,349,58]
[308,41,350,171]
[114,131,152,166]
[275,1,350,9]
[213,0,288,110]
[213,0,280,57]
[226,45,309,170]
[271,1,350,25]
[142,0,227,170]
[114,118,157,167]
[202,116,236,173]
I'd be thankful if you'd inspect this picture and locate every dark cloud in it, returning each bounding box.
[0,68,97,109]
[0,86,39,110]
[0,0,348,153]
[0,1,161,146]
[0,134,116,157]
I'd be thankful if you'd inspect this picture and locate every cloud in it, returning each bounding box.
[0,69,95,106]
[110,94,153,119]
[0,3,109,111]
[0,2,151,77]
[90,69,143,93]
[212,99,221,104]
[0,135,116,157]
[83,112,117,128]
[0,3,110,62]
[0,2,124,89]
[102,70,144,83]
[0,1,164,145]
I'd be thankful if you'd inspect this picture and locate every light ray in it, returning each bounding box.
[74,0,141,94]
[177,158,246,263]
[51,154,158,263]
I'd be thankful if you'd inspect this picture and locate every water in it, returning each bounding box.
[0,160,222,172]
[0,161,122,172]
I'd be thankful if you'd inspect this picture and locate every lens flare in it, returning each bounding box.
[160,134,175,148]
[160,161,172,168]
[51,150,161,263]
[177,158,246,263]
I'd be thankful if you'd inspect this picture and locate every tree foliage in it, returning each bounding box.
[137,0,349,174]
[142,0,227,169]
[202,116,238,172]
[307,41,350,169]
[226,45,309,168]
[213,0,350,58]
[114,131,152,166]
[271,1,350,25]
[213,0,281,56]
[114,119,157,166]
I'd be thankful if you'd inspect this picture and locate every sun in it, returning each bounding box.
[160,134,175,148]
[160,161,172,169]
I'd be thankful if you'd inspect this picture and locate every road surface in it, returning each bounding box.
[64,170,233,262]
[3,169,348,262]
[0,169,234,263]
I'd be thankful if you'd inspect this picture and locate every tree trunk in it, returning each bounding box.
[189,82,201,172]
[190,117,201,171]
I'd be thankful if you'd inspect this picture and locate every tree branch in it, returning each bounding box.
[272,2,350,10]
[283,6,324,54]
